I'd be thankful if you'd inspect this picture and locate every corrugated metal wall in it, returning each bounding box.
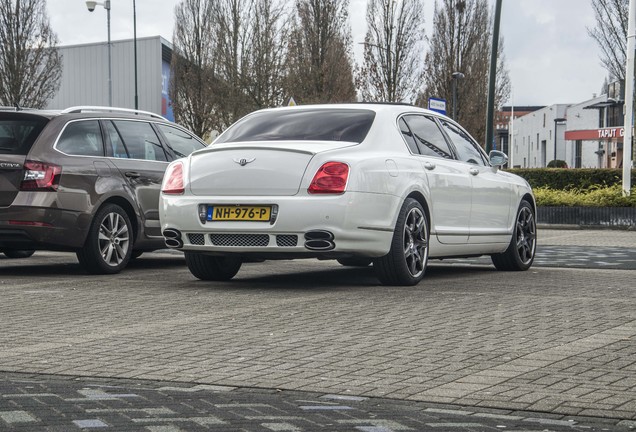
[46,36,166,115]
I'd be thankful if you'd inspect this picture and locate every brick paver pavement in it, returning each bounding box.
[1,372,630,431]
[0,234,635,424]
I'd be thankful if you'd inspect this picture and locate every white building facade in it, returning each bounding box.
[510,104,569,168]
[510,82,625,169]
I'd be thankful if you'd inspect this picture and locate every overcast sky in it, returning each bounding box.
[47,0,607,107]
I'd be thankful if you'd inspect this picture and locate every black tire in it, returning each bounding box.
[373,198,429,286]
[337,258,372,267]
[77,204,133,274]
[3,250,35,259]
[491,200,536,271]
[185,252,242,281]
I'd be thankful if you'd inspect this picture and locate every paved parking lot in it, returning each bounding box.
[0,229,635,430]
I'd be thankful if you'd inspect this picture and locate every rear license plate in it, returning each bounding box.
[207,205,271,221]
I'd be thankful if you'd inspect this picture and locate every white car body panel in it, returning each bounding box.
[159,104,534,266]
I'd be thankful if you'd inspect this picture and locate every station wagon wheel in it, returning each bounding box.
[77,204,133,274]
[373,198,429,286]
[185,252,242,281]
[491,200,536,271]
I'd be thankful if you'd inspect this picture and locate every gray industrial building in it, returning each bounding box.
[46,36,174,121]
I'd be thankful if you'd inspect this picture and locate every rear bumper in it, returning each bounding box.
[0,206,90,250]
[159,191,399,258]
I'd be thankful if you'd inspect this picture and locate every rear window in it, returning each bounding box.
[0,115,49,155]
[215,109,376,144]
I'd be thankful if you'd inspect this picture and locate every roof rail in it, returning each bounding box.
[0,106,36,112]
[61,106,167,120]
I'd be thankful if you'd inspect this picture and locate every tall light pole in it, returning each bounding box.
[623,0,635,196]
[509,88,514,167]
[86,0,112,107]
[485,0,503,152]
[451,72,464,120]
[133,0,139,110]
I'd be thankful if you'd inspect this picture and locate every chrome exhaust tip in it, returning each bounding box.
[163,229,183,248]
[305,239,335,250]
[304,230,335,251]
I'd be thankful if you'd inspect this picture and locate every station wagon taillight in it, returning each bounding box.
[308,162,349,194]
[20,161,62,191]
[162,162,184,195]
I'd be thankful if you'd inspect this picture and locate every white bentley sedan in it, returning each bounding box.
[159,104,536,286]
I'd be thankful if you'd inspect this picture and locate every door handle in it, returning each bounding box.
[424,162,436,171]
[469,168,480,176]
[125,171,141,178]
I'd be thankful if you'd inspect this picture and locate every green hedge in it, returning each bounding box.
[533,185,636,207]
[507,168,636,190]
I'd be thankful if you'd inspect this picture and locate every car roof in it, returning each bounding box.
[254,102,446,118]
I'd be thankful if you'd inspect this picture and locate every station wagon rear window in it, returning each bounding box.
[215,109,376,144]
[0,115,49,155]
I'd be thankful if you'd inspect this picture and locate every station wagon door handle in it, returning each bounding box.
[424,162,436,171]
[125,171,141,178]
[469,168,480,176]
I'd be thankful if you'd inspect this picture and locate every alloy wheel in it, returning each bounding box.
[98,212,130,266]
[403,207,428,278]
[515,206,536,265]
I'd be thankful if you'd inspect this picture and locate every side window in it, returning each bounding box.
[56,120,104,157]
[156,124,205,158]
[402,115,453,159]
[440,120,487,166]
[398,118,418,154]
[103,121,129,158]
[112,120,167,162]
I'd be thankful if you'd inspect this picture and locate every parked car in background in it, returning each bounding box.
[0,106,207,273]
[159,103,536,286]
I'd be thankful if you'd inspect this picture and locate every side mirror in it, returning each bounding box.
[489,150,508,168]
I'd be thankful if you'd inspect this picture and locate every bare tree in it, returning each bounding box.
[357,0,426,103]
[0,0,61,109]
[212,0,254,127]
[243,0,289,109]
[285,0,357,104]
[588,0,628,82]
[170,0,219,139]
[419,0,510,145]
[210,0,289,128]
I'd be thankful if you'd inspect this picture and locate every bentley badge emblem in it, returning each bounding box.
[233,157,255,166]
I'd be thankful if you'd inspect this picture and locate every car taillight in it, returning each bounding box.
[308,162,349,194]
[20,161,62,191]
[162,162,184,194]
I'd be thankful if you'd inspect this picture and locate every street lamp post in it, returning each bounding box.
[553,117,566,165]
[86,0,112,107]
[133,0,138,110]
[485,0,503,152]
[451,72,464,120]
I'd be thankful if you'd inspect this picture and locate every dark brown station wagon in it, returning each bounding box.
[0,106,207,273]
